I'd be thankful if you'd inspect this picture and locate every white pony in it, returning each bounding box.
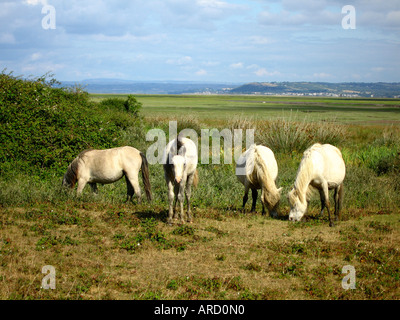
[163,135,198,224]
[236,144,282,217]
[288,143,345,226]
[62,146,152,202]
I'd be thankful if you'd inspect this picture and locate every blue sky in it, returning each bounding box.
[1,0,399,82]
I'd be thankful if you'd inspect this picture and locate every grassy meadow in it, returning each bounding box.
[1,74,400,300]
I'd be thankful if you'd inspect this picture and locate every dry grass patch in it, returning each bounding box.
[1,204,399,300]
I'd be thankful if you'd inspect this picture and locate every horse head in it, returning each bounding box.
[171,155,186,184]
[288,188,307,221]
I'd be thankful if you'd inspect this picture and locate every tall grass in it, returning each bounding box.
[225,112,345,153]
[256,118,345,153]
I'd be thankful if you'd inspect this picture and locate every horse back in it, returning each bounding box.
[80,147,142,182]
[313,144,345,183]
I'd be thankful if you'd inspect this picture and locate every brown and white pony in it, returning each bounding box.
[163,135,198,224]
[62,146,152,203]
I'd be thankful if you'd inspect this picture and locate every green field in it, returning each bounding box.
[92,94,400,124]
[1,74,400,300]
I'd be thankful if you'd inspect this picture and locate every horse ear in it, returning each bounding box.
[277,187,283,194]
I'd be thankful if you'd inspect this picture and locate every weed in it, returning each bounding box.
[241,262,262,272]
[36,234,79,250]
[166,280,179,290]
[172,225,195,236]
[216,254,226,261]
[366,221,393,233]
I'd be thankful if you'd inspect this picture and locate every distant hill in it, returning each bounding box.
[229,82,400,98]
[61,79,239,95]
[60,79,400,98]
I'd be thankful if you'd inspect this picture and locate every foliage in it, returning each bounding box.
[124,95,142,115]
[0,71,142,176]
[99,94,142,116]
[0,89,400,300]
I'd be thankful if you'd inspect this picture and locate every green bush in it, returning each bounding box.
[99,97,126,111]
[0,71,142,177]
[124,95,142,115]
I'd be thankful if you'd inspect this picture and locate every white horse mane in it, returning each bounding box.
[292,143,323,203]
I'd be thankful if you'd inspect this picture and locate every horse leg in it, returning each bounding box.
[173,183,179,220]
[167,180,175,225]
[334,183,344,221]
[319,189,326,216]
[76,178,87,196]
[251,188,258,213]
[125,173,141,204]
[89,183,98,195]
[124,175,134,203]
[321,182,333,227]
[178,179,186,224]
[185,174,194,223]
[242,185,250,212]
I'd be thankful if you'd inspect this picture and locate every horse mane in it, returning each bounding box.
[248,145,280,209]
[177,134,184,151]
[293,143,322,202]
[62,149,92,188]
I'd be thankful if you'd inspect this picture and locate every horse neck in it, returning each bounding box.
[294,155,313,203]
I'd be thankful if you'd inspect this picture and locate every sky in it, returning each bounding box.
[0,0,399,83]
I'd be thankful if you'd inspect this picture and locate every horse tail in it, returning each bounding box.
[140,152,152,201]
[250,147,274,187]
[62,157,80,189]
[252,147,280,209]
[338,182,344,212]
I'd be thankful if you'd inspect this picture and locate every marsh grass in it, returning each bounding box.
[3,206,398,300]
[1,91,400,300]
[255,117,345,153]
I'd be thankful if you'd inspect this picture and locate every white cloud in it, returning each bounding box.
[312,72,332,79]
[166,56,193,65]
[30,52,42,61]
[230,62,243,69]
[386,11,400,27]
[249,36,272,45]
[254,68,281,77]
[23,0,48,6]
[0,32,16,44]
[2,0,400,82]
[195,69,207,76]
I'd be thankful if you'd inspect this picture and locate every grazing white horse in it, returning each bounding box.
[62,146,152,202]
[163,135,198,224]
[236,144,282,217]
[288,143,345,226]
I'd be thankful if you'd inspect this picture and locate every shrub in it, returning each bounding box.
[99,97,126,111]
[0,71,142,177]
[99,95,142,116]
[124,95,142,115]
